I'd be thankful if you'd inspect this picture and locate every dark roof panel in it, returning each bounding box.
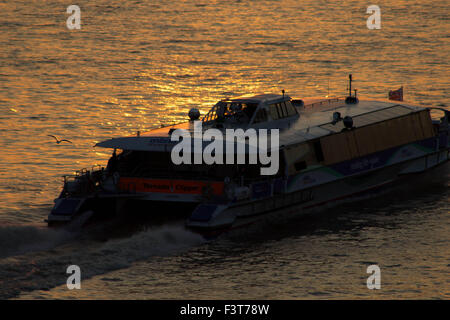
[320,105,414,133]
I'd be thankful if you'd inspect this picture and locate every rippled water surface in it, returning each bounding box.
[0,0,449,299]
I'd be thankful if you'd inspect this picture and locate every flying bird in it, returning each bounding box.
[48,135,72,144]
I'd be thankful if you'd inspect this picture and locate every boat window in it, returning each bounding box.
[242,103,258,119]
[269,104,279,120]
[268,101,297,120]
[275,103,283,118]
[253,108,268,123]
[280,102,288,117]
[203,102,258,124]
[277,103,286,118]
[276,104,284,118]
[203,104,219,122]
[285,101,298,116]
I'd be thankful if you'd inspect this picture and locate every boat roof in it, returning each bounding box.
[95,98,427,151]
[226,93,288,104]
[278,99,424,147]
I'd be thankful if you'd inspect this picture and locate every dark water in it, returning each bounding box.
[0,0,448,299]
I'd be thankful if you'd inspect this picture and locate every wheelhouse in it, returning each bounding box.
[202,94,299,128]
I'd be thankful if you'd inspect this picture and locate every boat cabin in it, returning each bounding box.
[202,94,299,129]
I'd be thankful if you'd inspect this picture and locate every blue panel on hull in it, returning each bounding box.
[273,178,285,194]
[252,181,271,199]
[189,204,218,222]
[330,137,438,176]
[416,137,437,150]
[52,199,82,216]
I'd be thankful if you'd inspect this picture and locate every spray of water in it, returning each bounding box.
[0,224,205,299]
[0,224,75,259]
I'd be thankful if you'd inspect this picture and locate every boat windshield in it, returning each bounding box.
[202,101,258,124]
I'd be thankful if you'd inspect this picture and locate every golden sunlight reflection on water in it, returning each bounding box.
[0,0,448,300]
[0,0,448,221]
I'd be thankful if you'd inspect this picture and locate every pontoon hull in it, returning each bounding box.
[187,147,449,235]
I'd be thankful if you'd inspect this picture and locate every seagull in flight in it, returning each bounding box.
[48,135,72,144]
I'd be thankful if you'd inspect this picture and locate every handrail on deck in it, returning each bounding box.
[63,165,104,183]
[303,97,341,109]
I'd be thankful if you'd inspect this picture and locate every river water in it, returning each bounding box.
[0,0,448,299]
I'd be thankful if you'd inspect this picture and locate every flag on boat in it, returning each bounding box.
[388,86,403,101]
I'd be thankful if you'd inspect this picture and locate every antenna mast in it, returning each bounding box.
[349,74,353,97]
[345,74,359,104]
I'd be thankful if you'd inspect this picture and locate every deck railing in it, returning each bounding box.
[302,97,341,109]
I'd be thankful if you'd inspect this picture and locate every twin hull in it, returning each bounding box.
[49,137,449,234]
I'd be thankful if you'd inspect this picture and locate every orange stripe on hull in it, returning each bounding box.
[118,177,224,195]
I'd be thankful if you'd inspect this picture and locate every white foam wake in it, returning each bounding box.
[0,224,75,258]
[0,224,206,299]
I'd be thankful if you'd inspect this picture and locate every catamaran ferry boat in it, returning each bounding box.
[47,76,449,235]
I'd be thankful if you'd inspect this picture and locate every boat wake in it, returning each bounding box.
[0,224,75,259]
[0,224,205,299]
